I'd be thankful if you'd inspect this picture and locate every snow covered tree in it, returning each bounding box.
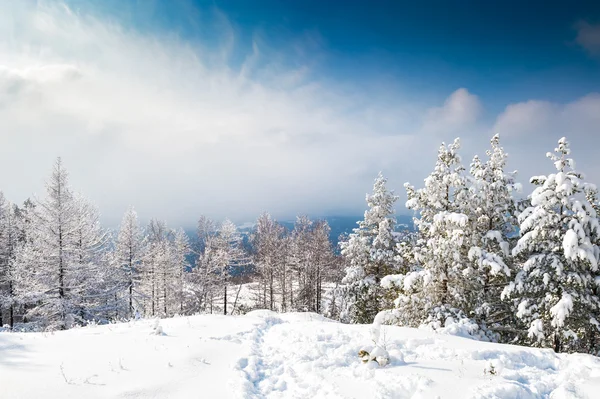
[189,216,218,313]
[251,213,286,311]
[338,173,401,324]
[171,228,190,314]
[12,158,108,329]
[503,137,600,353]
[382,139,473,330]
[288,216,314,311]
[113,207,146,318]
[466,134,520,336]
[0,193,20,327]
[309,219,335,313]
[68,196,111,322]
[143,219,183,317]
[192,219,250,315]
[211,219,250,315]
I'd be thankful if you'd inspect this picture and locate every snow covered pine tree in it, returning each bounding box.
[339,172,401,324]
[504,137,600,353]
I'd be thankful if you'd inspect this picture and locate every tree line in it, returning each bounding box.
[2,134,599,356]
[0,158,340,330]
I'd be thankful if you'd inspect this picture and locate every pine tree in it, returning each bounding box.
[467,134,520,337]
[504,137,600,353]
[338,173,400,323]
[383,139,473,329]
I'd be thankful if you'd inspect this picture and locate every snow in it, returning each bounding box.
[550,293,574,329]
[3,312,600,399]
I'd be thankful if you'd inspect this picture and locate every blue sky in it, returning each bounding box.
[1,0,600,226]
[69,0,600,113]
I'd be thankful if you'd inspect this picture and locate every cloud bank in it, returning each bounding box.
[1,2,599,227]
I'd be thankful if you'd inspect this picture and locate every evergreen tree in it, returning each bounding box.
[338,173,400,323]
[504,137,600,353]
[383,139,473,330]
[467,134,520,337]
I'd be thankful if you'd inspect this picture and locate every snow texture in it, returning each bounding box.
[2,312,600,398]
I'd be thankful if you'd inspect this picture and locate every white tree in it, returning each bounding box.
[383,139,473,329]
[113,207,146,318]
[309,219,335,313]
[189,216,218,313]
[467,134,520,335]
[338,173,400,323]
[210,219,249,315]
[0,193,20,327]
[68,196,111,322]
[12,158,107,329]
[142,219,183,317]
[251,213,286,311]
[171,228,190,314]
[503,137,600,353]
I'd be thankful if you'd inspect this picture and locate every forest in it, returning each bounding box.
[1,134,599,356]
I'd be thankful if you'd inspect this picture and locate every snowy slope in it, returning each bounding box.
[2,311,600,399]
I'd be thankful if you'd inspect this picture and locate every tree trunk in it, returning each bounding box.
[553,331,562,353]
[223,285,228,315]
[269,268,274,311]
[232,283,243,315]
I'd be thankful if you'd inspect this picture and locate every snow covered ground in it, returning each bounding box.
[2,311,600,399]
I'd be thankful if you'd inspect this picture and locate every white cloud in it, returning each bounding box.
[493,94,600,138]
[0,1,453,226]
[575,21,600,56]
[3,2,596,228]
[421,88,482,135]
[492,94,600,189]
[492,100,557,137]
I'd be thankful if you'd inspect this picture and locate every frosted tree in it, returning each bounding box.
[503,137,600,353]
[143,219,181,317]
[383,139,472,329]
[113,207,146,318]
[0,193,20,327]
[338,173,400,323]
[309,219,335,313]
[467,134,520,335]
[207,219,250,315]
[68,196,111,322]
[171,228,190,314]
[288,215,314,311]
[190,216,218,313]
[251,213,286,311]
[12,158,106,329]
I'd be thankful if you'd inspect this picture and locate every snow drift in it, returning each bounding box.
[1,312,600,398]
